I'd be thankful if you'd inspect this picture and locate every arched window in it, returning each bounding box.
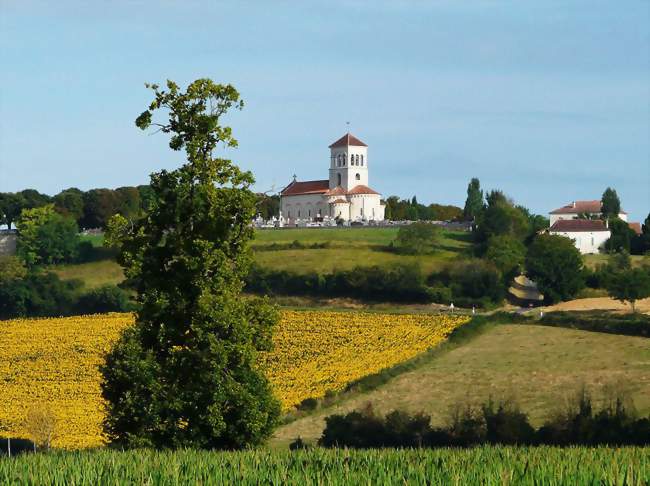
[344,154,347,166]
[337,173,342,186]
[361,155,364,166]
[355,154,359,165]
[356,173,360,181]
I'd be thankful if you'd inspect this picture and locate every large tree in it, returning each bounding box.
[606,266,650,313]
[526,234,584,303]
[463,178,484,221]
[16,204,80,266]
[53,188,85,222]
[0,193,24,230]
[601,187,621,218]
[101,79,280,449]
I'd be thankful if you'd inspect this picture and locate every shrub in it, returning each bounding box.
[392,222,441,255]
[429,260,504,307]
[526,234,584,303]
[76,285,134,314]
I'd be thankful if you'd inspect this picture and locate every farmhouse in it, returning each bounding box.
[548,219,611,254]
[548,200,627,226]
[280,133,385,224]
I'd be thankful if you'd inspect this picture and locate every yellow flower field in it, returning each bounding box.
[0,311,468,448]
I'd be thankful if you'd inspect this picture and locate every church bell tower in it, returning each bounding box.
[328,133,369,191]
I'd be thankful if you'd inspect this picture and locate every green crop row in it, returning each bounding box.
[1,446,648,485]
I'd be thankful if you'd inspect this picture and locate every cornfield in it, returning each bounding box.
[0,447,647,485]
[0,311,468,448]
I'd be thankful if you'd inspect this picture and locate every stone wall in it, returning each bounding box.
[0,233,17,256]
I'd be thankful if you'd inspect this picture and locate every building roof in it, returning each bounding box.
[550,200,627,215]
[629,222,642,235]
[549,219,609,233]
[328,132,368,148]
[325,186,347,196]
[331,198,349,204]
[280,179,329,196]
[347,184,380,195]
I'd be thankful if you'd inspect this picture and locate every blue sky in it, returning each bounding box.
[1,1,648,220]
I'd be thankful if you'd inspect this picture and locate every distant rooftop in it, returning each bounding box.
[328,132,368,148]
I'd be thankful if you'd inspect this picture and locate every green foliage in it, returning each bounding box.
[0,269,81,320]
[16,205,80,266]
[392,222,441,255]
[0,193,25,229]
[247,263,433,303]
[18,189,51,210]
[429,260,504,307]
[484,235,526,283]
[0,447,647,484]
[114,187,141,220]
[526,234,584,303]
[0,256,27,284]
[53,188,84,221]
[600,187,621,218]
[605,217,636,253]
[101,79,280,449]
[383,196,461,221]
[256,194,280,220]
[80,189,118,229]
[76,285,134,315]
[463,178,484,221]
[475,194,530,244]
[606,266,650,312]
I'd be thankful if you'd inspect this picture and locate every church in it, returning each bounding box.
[279,133,385,224]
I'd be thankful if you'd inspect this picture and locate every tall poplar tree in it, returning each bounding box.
[601,187,621,218]
[101,79,280,449]
[463,178,484,221]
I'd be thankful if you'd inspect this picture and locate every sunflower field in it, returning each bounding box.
[0,311,468,448]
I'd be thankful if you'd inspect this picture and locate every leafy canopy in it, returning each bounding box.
[525,234,584,304]
[101,79,280,449]
[601,187,621,218]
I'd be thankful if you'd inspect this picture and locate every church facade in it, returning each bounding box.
[280,133,385,223]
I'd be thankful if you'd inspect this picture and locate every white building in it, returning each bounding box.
[280,133,385,223]
[548,219,611,254]
[549,200,627,226]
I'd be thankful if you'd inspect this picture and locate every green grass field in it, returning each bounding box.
[1,447,646,484]
[273,323,650,445]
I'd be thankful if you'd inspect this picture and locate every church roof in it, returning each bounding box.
[347,185,380,195]
[329,132,368,148]
[331,198,349,204]
[325,186,347,196]
[549,219,609,233]
[629,222,642,235]
[280,179,329,196]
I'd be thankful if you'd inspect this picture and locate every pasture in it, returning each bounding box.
[273,323,650,445]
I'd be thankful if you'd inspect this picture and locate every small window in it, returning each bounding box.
[337,173,342,186]
[356,173,360,180]
[298,210,301,218]
[361,155,364,165]
[355,154,359,165]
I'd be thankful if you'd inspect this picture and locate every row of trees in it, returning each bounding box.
[384,196,462,221]
[0,186,155,231]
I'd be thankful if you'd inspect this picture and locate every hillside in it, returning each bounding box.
[51,227,471,289]
[272,323,650,445]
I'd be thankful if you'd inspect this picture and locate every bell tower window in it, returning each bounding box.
[337,173,342,186]
[356,173,360,181]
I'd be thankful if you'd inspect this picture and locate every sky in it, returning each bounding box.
[1,0,649,220]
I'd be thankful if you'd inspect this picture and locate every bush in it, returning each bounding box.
[428,260,504,307]
[526,234,584,303]
[319,391,649,449]
[392,223,441,255]
[246,263,433,303]
[76,285,134,314]
[0,270,81,319]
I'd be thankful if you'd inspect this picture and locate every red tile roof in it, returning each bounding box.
[629,222,642,235]
[329,132,368,148]
[550,200,627,215]
[347,185,380,195]
[549,219,609,232]
[325,186,347,196]
[280,180,329,196]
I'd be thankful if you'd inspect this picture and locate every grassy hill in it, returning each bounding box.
[50,227,649,291]
[52,227,471,289]
[272,323,650,446]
